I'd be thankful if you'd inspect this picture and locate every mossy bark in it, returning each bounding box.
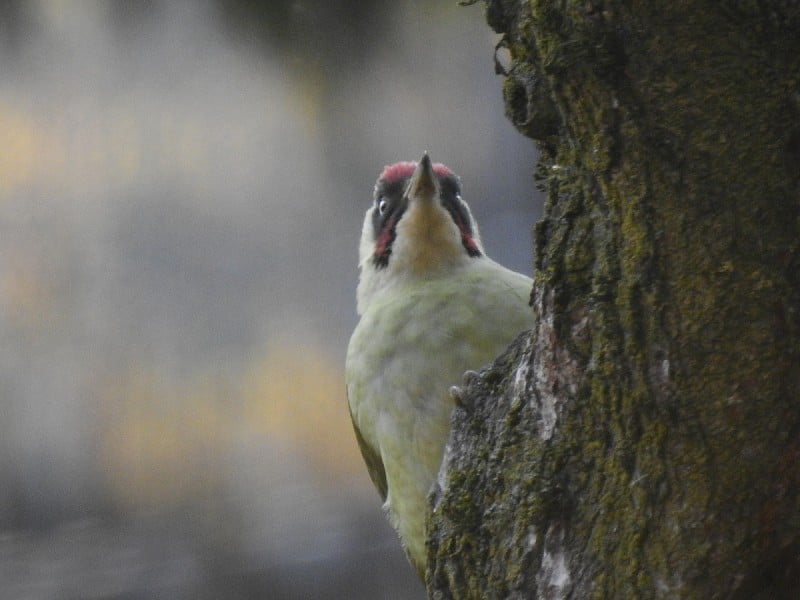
[427,2,800,598]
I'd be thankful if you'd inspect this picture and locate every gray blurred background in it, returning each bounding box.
[0,1,541,598]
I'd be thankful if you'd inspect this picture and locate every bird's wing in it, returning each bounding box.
[348,389,388,502]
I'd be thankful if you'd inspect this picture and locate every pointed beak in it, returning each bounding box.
[406,152,438,202]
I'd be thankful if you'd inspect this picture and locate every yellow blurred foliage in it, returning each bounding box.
[97,367,234,512]
[0,96,226,200]
[242,339,363,480]
[0,103,43,196]
[96,339,362,512]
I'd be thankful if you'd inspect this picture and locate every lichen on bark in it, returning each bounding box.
[428,1,800,598]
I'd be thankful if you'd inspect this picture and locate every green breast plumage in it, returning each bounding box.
[345,258,532,576]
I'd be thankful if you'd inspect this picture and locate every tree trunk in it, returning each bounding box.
[427,2,800,598]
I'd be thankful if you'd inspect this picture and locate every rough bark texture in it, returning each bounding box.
[427,2,800,598]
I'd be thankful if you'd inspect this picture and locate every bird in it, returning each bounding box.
[345,152,533,579]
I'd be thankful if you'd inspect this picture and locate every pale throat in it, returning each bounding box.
[391,200,467,276]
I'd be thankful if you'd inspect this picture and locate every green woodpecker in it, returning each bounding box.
[346,153,532,578]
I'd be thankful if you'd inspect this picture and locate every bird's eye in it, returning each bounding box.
[378,198,389,215]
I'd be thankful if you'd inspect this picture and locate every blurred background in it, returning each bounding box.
[0,0,541,598]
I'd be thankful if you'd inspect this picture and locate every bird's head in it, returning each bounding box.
[356,153,484,314]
